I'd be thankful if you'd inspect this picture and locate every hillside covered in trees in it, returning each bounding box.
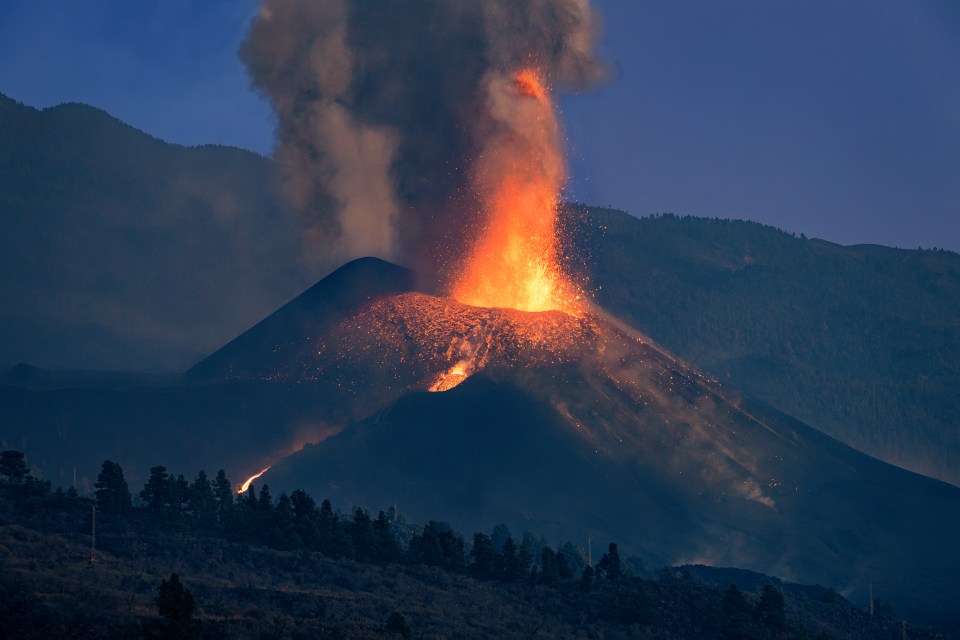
[2,450,954,639]
[565,207,960,486]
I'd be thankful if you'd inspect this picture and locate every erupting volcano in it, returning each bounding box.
[420,66,586,391]
[188,0,960,625]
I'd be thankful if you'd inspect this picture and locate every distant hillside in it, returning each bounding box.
[0,91,305,371]
[565,207,960,486]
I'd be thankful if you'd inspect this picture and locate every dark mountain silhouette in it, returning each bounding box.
[0,91,304,371]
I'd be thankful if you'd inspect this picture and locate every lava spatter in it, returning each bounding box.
[328,292,598,392]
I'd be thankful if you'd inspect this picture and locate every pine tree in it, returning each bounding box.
[188,471,217,526]
[604,542,622,581]
[410,522,464,571]
[212,470,233,526]
[140,466,171,515]
[540,547,560,584]
[350,508,376,562]
[721,584,751,640]
[580,564,594,590]
[755,584,787,631]
[556,547,574,581]
[173,473,190,517]
[258,484,273,511]
[517,537,534,580]
[0,450,27,483]
[558,541,583,576]
[499,537,519,581]
[373,510,400,563]
[470,532,496,580]
[241,485,258,510]
[154,573,200,639]
[491,523,512,551]
[318,499,336,554]
[290,489,319,548]
[94,460,131,514]
[330,512,355,559]
[271,492,297,549]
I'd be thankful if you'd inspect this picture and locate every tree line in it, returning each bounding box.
[8,451,631,590]
[2,450,812,639]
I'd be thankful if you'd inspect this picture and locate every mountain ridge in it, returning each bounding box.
[0,90,305,372]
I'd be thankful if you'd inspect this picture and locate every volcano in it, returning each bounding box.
[189,257,960,625]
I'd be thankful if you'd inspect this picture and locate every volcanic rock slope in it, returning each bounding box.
[194,257,960,625]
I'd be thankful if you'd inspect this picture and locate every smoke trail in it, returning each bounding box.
[240,0,604,275]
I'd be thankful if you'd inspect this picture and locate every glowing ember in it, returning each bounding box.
[238,466,271,494]
[452,67,582,314]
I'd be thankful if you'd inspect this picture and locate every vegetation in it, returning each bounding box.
[564,206,960,486]
[2,450,952,639]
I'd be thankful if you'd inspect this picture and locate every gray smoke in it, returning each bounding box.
[240,0,604,275]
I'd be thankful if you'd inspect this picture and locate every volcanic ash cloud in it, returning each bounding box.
[240,0,605,279]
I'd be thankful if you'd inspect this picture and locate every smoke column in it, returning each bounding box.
[241,0,603,279]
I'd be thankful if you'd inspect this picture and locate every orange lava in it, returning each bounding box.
[451,67,582,314]
[238,466,271,494]
[331,292,597,392]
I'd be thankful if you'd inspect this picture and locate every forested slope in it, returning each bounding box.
[566,207,960,485]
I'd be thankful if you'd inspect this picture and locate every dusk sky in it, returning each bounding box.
[1,0,958,251]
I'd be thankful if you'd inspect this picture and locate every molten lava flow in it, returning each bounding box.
[452,67,582,315]
[429,359,472,392]
[238,466,271,494]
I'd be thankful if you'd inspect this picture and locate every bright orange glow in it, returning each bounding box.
[452,67,583,315]
[429,360,472,392]
[238,466,271,494]
[515,68,547,100]
[333,292,597,393]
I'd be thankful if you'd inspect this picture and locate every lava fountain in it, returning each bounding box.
[451,68,583,315]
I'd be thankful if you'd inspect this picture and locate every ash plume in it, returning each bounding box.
[240,0,604,276]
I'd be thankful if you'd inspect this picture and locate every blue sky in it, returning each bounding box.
[1,0,958,251]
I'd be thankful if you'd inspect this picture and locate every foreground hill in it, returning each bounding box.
[2,476,951,639]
